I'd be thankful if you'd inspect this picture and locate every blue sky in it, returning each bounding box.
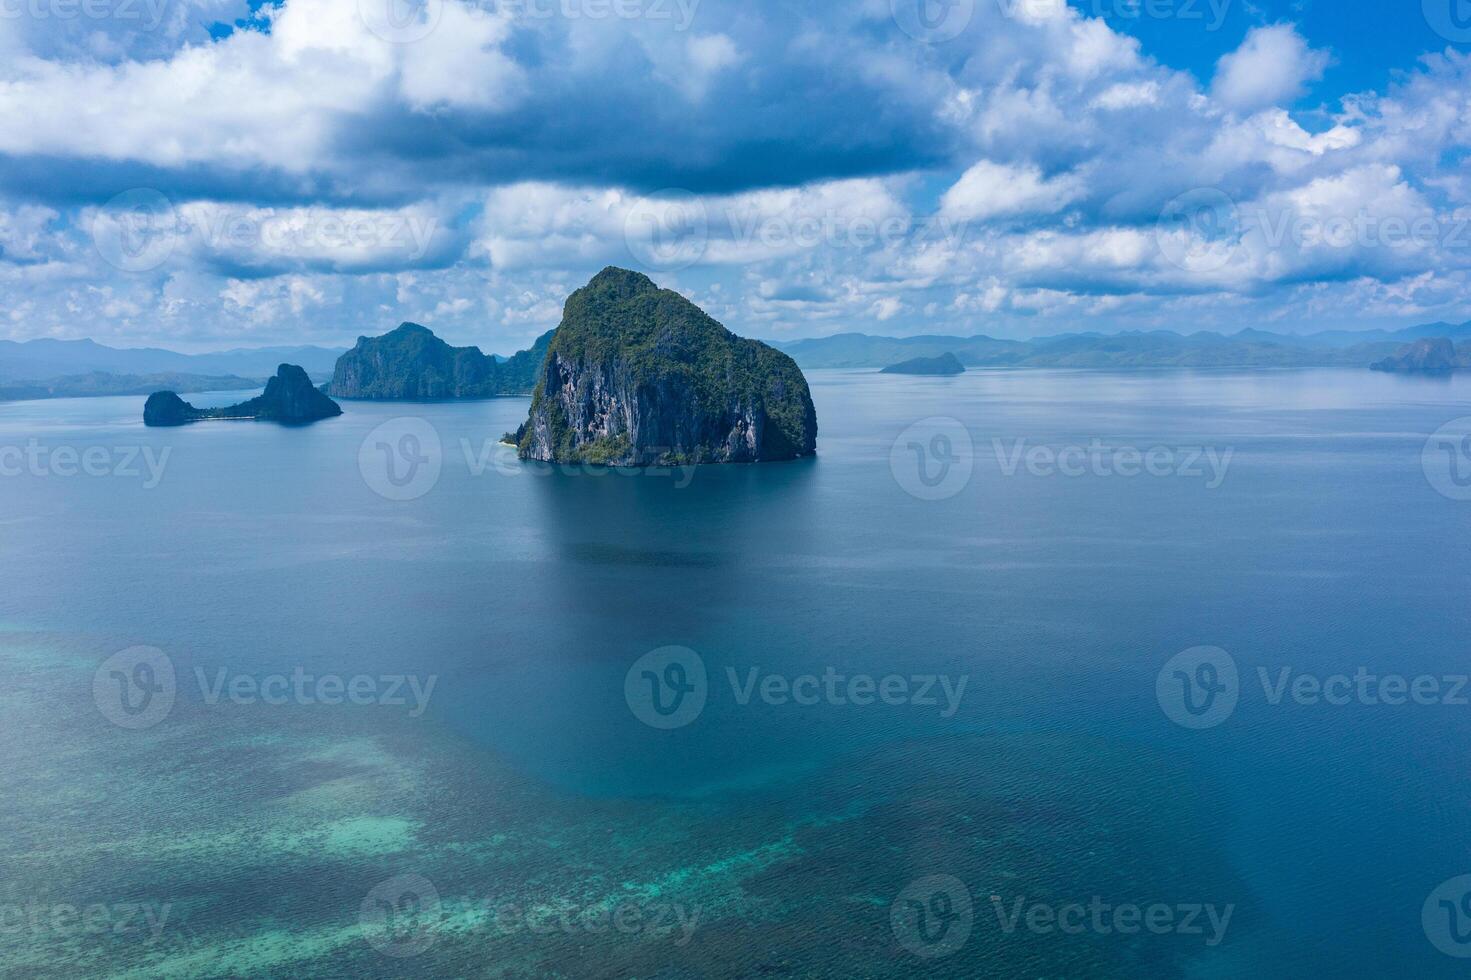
[0,0,1468,352]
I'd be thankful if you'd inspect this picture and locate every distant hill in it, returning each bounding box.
[0,338,345,382]
[0,371,263,402]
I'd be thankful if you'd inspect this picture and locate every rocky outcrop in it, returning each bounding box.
[329,323,551,399]
[144,364,342,426]
[513,267,817,465]
[1370,338,1463,374]
[880,352,965,375]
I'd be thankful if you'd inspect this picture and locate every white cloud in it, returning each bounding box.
[1211,25,1331,113]
[940,161,1083,222]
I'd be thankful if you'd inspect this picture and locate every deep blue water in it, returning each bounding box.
[2,368,1470,977]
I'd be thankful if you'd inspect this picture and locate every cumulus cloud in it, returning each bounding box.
[1211,25,1331,114]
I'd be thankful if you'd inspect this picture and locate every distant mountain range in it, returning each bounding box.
[0,371,264,401]
[3,319,1469,404]
[0,338,346,383]
[770,321,1471,369]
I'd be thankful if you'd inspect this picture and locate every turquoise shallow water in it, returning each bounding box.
[2,368,1470,977]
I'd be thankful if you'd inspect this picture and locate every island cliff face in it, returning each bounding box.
[1370,337,1467,374]
[329,323,551,399]
[514,268,817,465]
[144,364,342,426]
[881,352,966,375]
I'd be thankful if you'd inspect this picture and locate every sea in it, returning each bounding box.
[2,367,1470,977]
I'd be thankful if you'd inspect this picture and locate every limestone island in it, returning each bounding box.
[511,267,817,465]
[880,352,966,375]
[330,322,551,400]
[144,364,342,426]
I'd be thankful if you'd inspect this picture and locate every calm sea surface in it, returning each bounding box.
[2,368,1471,977]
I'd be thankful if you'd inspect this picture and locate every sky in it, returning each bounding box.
[0,0,1469,353]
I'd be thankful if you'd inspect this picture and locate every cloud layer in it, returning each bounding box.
[0,0,1468,349]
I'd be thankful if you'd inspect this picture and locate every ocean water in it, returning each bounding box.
[2,368,1471,977]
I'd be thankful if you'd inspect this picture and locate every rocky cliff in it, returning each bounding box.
[144,364,342,426]
[329,323,551,399]
[513,268,817,465]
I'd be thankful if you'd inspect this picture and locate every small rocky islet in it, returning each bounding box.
[143,364,342,426]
